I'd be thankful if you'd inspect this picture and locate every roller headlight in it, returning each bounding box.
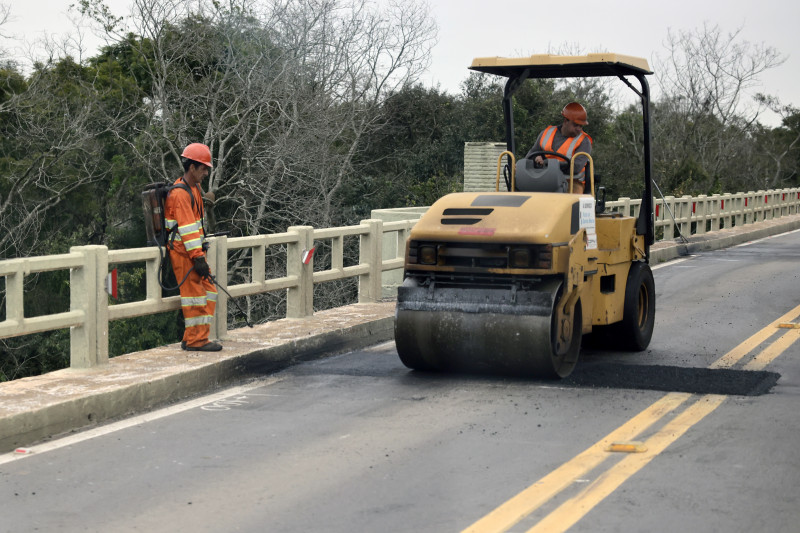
[508,247,531,268]
[418,245,438,265]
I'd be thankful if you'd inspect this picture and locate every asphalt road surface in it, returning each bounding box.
[2,230,799,533]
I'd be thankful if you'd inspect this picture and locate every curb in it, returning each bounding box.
[0,305,395,453]
[649,214,800,263]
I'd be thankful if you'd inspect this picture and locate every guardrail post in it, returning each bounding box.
[709,194,721,231]
[793,188,800,214]
[662,196,675,239]
[69,245,109,368]
[287,226,314,318]
[696,195,707,234]
[618,197,631,217]
[5,259,24,329]
[676,195,686,236]
[209,235,228,340]
[358,219,383,303]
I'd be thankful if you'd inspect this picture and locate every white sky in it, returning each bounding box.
[2,0,798,126]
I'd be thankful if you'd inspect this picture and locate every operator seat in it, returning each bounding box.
[514,158,569,193]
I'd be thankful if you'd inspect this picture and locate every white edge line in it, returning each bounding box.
[0,377,282,466]
[652,256,693,270]
[735,227,800,247]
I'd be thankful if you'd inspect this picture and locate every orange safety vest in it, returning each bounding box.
[164,177,207,260]
[539,125,593,162]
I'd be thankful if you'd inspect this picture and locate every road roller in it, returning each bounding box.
[394,53,657,378]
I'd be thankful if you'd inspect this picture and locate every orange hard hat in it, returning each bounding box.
[181,143,213,167]
[561,102,588,125]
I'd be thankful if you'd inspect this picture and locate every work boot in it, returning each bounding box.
[184,341,223,352]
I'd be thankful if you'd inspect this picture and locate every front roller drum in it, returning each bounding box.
[394,280,582,378]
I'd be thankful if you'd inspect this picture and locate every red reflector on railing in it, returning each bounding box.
[765,195,769,203]
[721,199,725,209]
[745,198,749,206]
[692,202,696,214]
[655,204,660,217]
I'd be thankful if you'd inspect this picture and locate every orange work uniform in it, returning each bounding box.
[535,125,593,181]
[164,177,217,348]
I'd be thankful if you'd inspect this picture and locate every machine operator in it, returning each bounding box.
[525,102,592,194]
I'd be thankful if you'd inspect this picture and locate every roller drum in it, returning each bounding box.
[395,278,579,378]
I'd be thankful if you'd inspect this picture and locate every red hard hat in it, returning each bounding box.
[181,143,213,167]
[561,102,588,126]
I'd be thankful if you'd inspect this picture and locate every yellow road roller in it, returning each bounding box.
[394,53,656,378]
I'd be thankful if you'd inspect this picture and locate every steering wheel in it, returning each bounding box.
[526,150,570,168]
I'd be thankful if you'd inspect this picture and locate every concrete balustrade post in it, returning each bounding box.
[5,260,24,327]
[663,196,675,239]
[286,226,314,318]
[696,195,708,234]
[680,195,692,237]
[358,219,383,303]
[209,235,228,340]
[69,245,109,369]
[710,194,721,231]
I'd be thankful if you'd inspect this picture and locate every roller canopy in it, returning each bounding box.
[469,53,652,79]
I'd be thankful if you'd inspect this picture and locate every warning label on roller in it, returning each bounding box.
[579,197,597,250]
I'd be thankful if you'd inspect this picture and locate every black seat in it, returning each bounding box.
[514,158,569,192]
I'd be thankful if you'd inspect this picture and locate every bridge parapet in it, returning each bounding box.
[0,219,415,371]
[1,190,799,373]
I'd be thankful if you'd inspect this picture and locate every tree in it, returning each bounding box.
[651,23,785,193]
[0,57,124,258]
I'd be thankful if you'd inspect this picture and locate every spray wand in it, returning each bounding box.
[201,270,254,328]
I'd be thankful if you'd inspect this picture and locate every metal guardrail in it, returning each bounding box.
[1,188,799,372]
[0,219,414,370]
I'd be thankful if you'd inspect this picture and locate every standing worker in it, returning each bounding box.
[165,143,222,352]
[526,102,593,194]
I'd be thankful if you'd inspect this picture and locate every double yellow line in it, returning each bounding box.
[463,303,800,533]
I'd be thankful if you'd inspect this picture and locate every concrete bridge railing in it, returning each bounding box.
[1,187,799,373]
[0,219,414,371]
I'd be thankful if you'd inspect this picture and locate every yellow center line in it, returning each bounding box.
[744,327,800,371]
[710,303,800,369]
[460,393,692,533]
[464,303,800,533]
[525,395,727,533]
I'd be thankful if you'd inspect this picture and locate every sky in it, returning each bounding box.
[2,0,798,126]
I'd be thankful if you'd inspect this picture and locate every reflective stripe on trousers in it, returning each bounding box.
[170,251,217,348]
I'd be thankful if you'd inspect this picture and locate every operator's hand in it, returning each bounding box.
[534,155,545,167]
[193,256,211,279]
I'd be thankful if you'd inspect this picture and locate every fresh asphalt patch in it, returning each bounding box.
[563,362,780,396]
[280,349,780,397]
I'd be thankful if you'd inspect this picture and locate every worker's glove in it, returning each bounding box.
[193,256,211,279]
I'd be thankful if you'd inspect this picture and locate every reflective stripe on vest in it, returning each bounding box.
[541,126,588,161]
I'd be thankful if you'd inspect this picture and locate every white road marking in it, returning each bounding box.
[736,227,800,247]
[0,377,282,466]
[652,257,693,270]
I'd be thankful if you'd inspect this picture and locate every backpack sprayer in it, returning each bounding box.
[141,182,253,328]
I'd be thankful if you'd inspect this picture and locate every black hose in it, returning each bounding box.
[156,232,253,328]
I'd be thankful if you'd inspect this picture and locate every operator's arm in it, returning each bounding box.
[526,129,547,164]
[571,136,592,181]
